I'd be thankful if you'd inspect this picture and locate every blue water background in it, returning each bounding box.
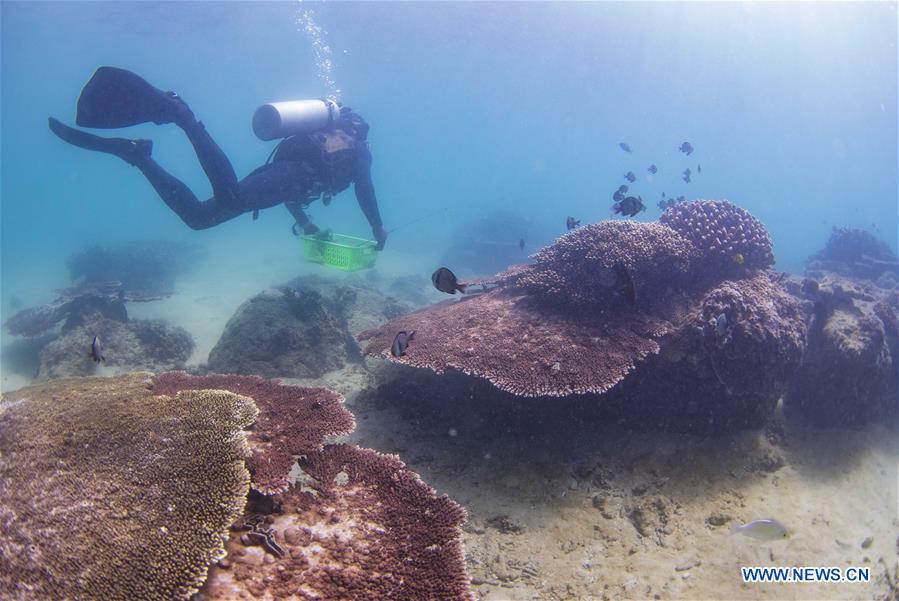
[1,1,896,309]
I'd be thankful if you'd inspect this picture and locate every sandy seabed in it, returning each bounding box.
[2,250,897,601]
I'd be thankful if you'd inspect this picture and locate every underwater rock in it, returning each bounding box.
[36,316,194,379]
[66,239,204,300]
[208,286,358,379]
[0,374,256,600]
[784,274,898,426]
[4,288,128,338]
[209,274,424,379]
[285,273,423,335]
[806,227,898,282]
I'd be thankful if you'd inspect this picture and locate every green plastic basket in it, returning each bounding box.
[302,232,378,271]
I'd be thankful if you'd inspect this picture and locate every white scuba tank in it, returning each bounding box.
[252,99,340,141]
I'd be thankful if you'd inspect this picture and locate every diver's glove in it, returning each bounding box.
[291,222,321,237]
[373,226,388,251]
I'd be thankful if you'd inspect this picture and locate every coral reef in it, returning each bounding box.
[67,239,204,300]
[806,227,898,283]
[360,288,690,397]
[153,372,355,495]
[516,221,698,308]
[361,201,807,430]
[604,273,806,431]
[784,273,898,426]
[199,445,473,601]
[0,374,256,600]
[153,372,473,599]
[659,199,774,275]
[36,316,194,379]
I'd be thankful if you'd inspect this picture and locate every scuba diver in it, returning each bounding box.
[48,66,388,249]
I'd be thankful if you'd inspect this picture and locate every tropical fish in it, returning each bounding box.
[715,312,728,337]
[679,141,694,155]
[252,209,259,221]
[432,267,467,294]
[624,171,637,183]
[566,216,581,231]
[731,519,789,541]
[90,335,105,363]
[682,168,692,183]
[519,238,525,251]
[619,142,632,153]
[618,184,629,193]
[733,253,745,265]
[390,330,415,357]
[614,263,636,304]
[676,195,686,203]
[614,196,646,217]
[613,190,626,203]
[661,192,666,198]
[697,164,702,174]
[647,164,657,174]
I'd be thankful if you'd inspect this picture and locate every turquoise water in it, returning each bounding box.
[1,4,898,599]
[2,2,895,306]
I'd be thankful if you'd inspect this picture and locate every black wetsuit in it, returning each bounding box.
[133,113,383,236]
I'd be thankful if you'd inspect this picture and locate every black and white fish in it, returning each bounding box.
[647,164,657,174]
[624,171,637,183]
[391,330,415,357]
[566,216,581,231]
[679,141,694,155]
[432,267,467,294]
[683,168,692,183]
[90,335,105,363]
[715,312,727,337]
[519,238,525,251]
[619,142,632,153]
[614,195,646,218]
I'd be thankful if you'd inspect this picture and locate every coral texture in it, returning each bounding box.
[0,374,256,600]
[660,199,774,274]
[785,274,898,426]
[515,221,698,308]
[606,273,807,431]
[153,372,355,495]
[200,445,473,601]
[359,289,688,397]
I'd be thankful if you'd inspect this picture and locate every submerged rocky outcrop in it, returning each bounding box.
[778,227,899,427]
[208,273,425,378]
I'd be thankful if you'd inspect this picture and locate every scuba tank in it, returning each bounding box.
[252,99,340,141]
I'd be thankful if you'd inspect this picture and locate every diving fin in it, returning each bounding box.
[76,66,188,128]
[48,117,152,166]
